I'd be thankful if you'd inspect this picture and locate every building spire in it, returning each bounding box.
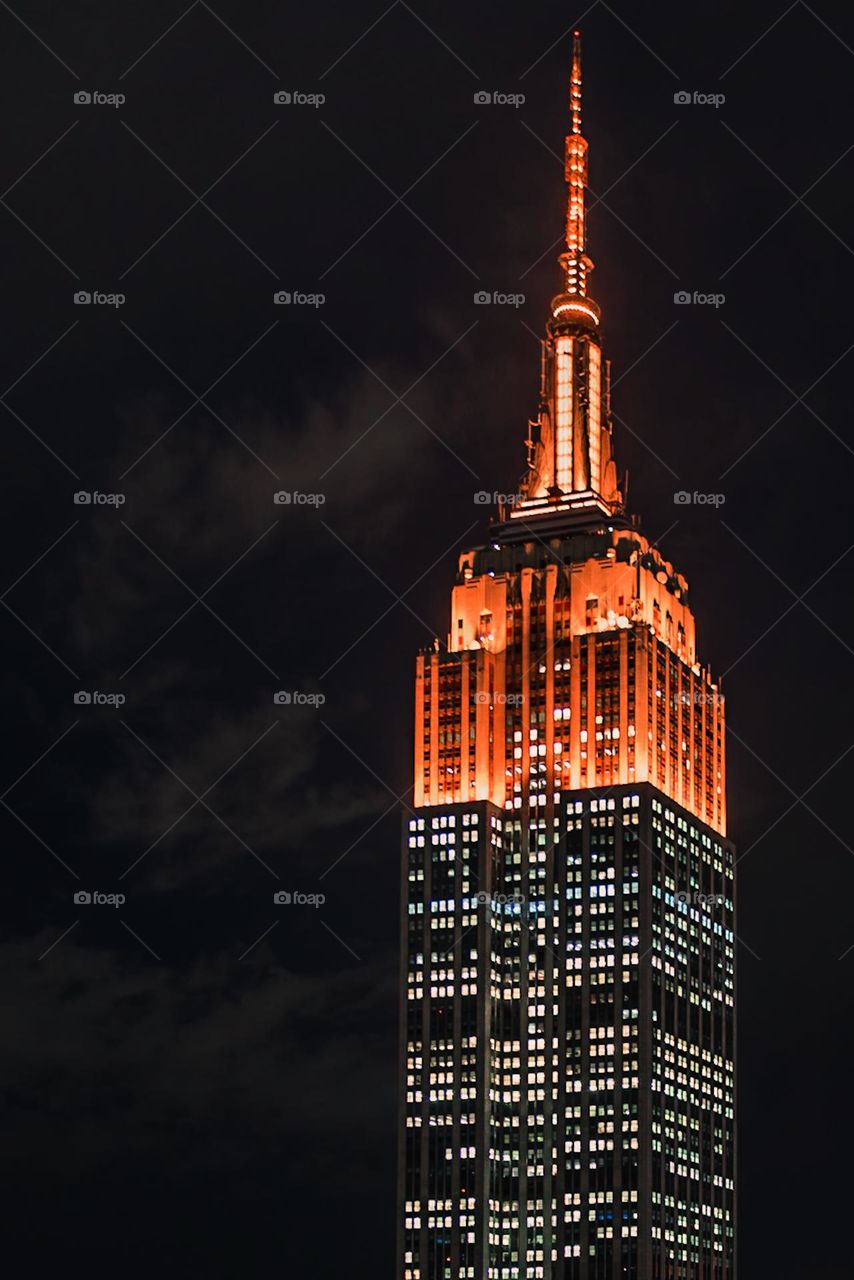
[554,30,599,326]
[512,31,622,521]
[570,29,583,136]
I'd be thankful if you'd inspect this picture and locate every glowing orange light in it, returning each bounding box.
[553,300,600,325]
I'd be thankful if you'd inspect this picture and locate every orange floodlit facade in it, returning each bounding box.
[415,527,725,831]
[399,34,735,1280]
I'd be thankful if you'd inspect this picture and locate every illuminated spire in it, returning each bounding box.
[570,28,583,135]
[514,31,622,519]
[553,30,600,328]
[565,33,586,281]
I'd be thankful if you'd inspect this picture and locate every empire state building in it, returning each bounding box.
[398,34,736,1280]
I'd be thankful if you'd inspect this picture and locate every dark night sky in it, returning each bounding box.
[2,1,853,1275]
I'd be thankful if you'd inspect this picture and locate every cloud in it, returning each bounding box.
[74,690,387,891]
[0,931,396,1177]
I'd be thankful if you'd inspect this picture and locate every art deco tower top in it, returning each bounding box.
[511,30,623,528]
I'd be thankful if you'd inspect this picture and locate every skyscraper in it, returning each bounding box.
[398,33,735,1280]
